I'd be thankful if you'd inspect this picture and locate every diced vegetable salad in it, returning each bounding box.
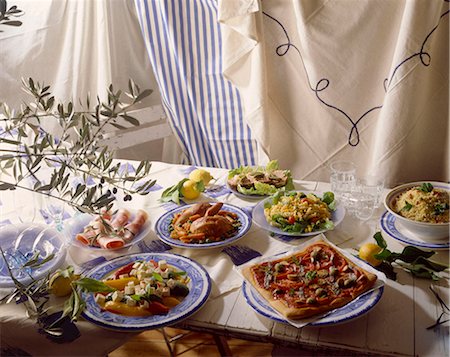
[95,259,190,316]
[264,191,336,233]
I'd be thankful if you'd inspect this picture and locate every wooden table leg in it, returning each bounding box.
[212,334,232,357]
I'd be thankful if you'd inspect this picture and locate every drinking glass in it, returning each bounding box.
[42,195,67,231]
[329,160,357,211]
[357,176,384,208]
[352,176,384,220]
[353,192,377,221]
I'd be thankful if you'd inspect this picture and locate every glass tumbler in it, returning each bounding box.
[353,176,384,220]
[329,160,357,210]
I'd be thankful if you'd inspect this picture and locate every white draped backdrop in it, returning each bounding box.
[1,0,448,187]
[219,0,449,186]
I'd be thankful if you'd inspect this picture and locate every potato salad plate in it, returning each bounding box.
[81,252,211,331]
[252,191,345,237]
[155,202,251,249]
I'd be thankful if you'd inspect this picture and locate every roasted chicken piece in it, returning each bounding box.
[190,215,234,237]
[174,202,212,225]
[190,203,234,237]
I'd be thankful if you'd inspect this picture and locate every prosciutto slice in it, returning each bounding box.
[123,210,149,242]
[111,209,131,228]
[76,208,148,249]
[76,218,105,246]
[97,235,125,249]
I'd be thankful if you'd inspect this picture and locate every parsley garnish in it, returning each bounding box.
[402,201,413,211]
[305,270,317,281]
[434,203,449,215]
[418,183,433,193]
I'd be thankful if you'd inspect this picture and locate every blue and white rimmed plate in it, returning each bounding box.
[0,223,67,288]
[64,210,152,251]
[81,252,211,331]
[242,282,384,326]
[252,192,345,237]
[155,203,251,249]
[380,211,449,250]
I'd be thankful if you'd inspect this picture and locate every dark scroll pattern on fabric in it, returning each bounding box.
[262,3,449,146]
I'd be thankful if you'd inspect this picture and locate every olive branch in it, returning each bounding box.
[0,78,157,214]
[0,0,23,31]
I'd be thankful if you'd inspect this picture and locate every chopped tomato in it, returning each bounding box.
[148,259,158,268]
[147,301,170,315]
[114,262,135,279]
[288,216,296,224]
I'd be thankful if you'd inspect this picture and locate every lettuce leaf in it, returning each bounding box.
[237,181,279,195]
[265,160,279,172]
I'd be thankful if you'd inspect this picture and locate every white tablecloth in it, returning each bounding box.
[1,161,448,356]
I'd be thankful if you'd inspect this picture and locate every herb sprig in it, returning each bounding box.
[426,286,450,330]
[160,178,205,204]
[0,249,114,342]
[371,232,448,280]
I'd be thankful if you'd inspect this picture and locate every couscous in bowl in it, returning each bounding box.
[384,181,449,241]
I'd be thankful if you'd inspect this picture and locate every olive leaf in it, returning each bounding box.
[73,277,115,293]
[0,0,23,31]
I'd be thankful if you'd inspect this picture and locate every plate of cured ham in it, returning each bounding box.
[155,202,251,249]
[65,209,151,250]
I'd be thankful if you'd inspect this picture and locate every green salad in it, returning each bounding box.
[227,160,294,196]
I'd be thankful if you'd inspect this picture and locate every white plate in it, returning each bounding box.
[155,203,251,249]
[0,223,66,287]
[226,182,269,200]
[81,252,211,331]
[380,211,449,250]
[64,210,151,250]
[252,192,345,237]
[242,282,384,326]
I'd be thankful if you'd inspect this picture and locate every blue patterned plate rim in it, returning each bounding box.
[64,210,152,251]
[154,203,251,249]
[380,211,449,250]
[81,252,211,331]
[252,192,345,237]
[242,281,384,326]
[0,223,67,288]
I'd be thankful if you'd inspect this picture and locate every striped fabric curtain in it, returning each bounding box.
[134,0,259,169]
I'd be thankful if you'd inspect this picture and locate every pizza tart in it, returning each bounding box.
[242,240,378,320]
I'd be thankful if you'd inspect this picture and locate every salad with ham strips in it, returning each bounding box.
[74,209,149,249]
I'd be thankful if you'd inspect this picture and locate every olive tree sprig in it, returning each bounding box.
[0,78,156,214]
[0,0,23,31]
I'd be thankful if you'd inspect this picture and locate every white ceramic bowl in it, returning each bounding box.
[384,181,449,241]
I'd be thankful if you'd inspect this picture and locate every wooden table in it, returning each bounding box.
[1,161,448,356]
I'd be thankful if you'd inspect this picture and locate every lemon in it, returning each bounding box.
[180,179,201,200]
[189,169,213,186]
[359,242,383,266]
[48,272,80,297]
